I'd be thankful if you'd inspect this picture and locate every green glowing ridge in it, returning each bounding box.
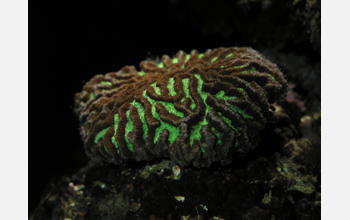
[143,88,184,118]
[90,92,96,99]
[214,90,237,101]
[211,57,218,63]
[95,127,110,144]
[185,54,191,62]
[130,100,148,139]
[138,71,146,76]
[182,78,196,110]
[125,110,135,152]
[111,114,120,151]
[234,65,246,69]
[158,62,164,68]
[267,74,276,81]
[167,78,177,96]
[216,89,253,119]
[225,53,233,58]
[242,66,257,73]
[104,145,109,154]
[218,112,239,134]
[172,58,179,64]
[211,127,222,145]
[143,90,181,144]
[190,74,210,145]
[198,53,204,58]
[100,81,112,85]
[151,82,161,95]
[201,147,207,157]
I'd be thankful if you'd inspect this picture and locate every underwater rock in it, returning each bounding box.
[74,47,288,167]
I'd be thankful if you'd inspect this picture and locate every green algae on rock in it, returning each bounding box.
[74,47,288,167]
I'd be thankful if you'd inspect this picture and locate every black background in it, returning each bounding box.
[30,0,320,215]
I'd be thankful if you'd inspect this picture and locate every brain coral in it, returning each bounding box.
[74,47,288,167]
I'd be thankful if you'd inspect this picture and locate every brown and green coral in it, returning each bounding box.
[74,47,288,167]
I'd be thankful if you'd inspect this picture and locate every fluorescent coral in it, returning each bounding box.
[74,47,287,167]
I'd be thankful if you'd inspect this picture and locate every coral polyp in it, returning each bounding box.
[74,47,287,167]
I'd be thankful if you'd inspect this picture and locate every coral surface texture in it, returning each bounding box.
[74,47,288,167]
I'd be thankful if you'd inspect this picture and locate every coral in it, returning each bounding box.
[74,47,287,167]
[32,92,320,219]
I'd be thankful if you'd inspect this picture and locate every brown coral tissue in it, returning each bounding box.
[74,47,288,167]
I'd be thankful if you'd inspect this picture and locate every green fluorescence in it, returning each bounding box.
[167,78,177,96]
[235,139,240,148]
[201,147,207,157]
[158,62,164,68]
[221,65,227,68]
[190,103,196,110]
[111,114,120,149]
[137,71,146,76]
[234,64,246,69]
[181,64,185,69]
[193,74,243,145]
[185,54,191,62]
[215,90,253,119]
[181,98,185,103]
[104,145,109,154]
[214,90,237,101]
[198,53,204,58]
[90,92,96,99]
[182,78,196,110]
[100,81,112,85]
[125,110,135,152]
[226,102,253,119]
[83,121,87,126]
[142,90,159,120]
[241,66,257,73]
[237,88,248,96]
[187,74,213,145]
[214,90,253,119]
[267,74,276,81]
[95,127,110,144]
[154,124,180,144]
[225,53,233,59]
[217,112,239,134]
[150,82,161,95]
[194,74,210,103]
[130,100,148,139]
[143,90,184,118]
[211,127,221,139]
[142,90,182,144]
[102,89,106,92]
[190,117,209,145]
[194,74,211,117]
[211,127,222,145]
[211,57,218,63]
[172,57,179,64]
